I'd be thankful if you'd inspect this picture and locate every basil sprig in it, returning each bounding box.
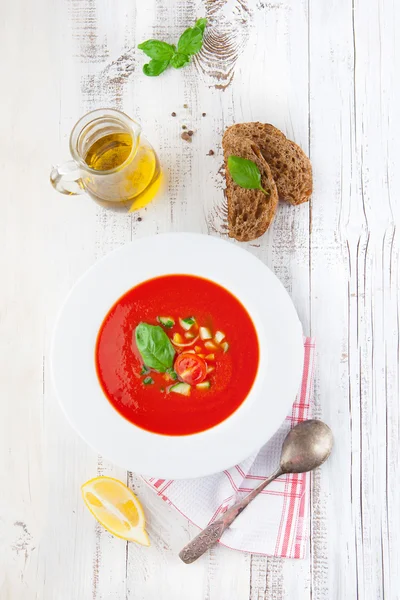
[227,156,270,197]
[138,18,207,77]
[135,323,176,372]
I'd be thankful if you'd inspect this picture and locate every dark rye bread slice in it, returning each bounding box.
[223,123,312,205]
[223,136,278,241]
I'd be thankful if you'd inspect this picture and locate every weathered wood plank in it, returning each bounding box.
[309,2,400,600]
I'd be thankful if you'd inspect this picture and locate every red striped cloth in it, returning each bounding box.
[143,338,315,558]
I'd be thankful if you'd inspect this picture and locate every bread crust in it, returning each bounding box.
[223,136,279,241]
[223,123,312,206]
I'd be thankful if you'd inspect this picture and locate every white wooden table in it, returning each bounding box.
[1,0,399,598]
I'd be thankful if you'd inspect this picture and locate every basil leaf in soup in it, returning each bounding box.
[135,323,176,372]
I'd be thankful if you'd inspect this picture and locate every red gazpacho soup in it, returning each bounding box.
[95,275,259,435]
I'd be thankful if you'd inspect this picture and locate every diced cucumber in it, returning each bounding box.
[143,376,154,385]
[199,326,212,340]
[179,316,196,331]
[157,316,175,328]
[166,368,178,380]
[170,382,191,396]
[214,331,225,344]
[140,365,149,375]
[221,341,230,353]
[196,381,211,390]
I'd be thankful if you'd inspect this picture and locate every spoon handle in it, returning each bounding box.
[179,468,282,564]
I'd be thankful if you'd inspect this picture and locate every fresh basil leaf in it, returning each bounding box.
[170,53,191,69]
[227,155,269,196]
[227,156,261,189]
[139,19,207,76]
[135,323,176,372]
[138,40,175,61]
[143,59,170,77]
[143,376,154,385]
[195,18,207,34]
[177,25,205,55]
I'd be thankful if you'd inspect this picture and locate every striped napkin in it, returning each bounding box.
[143,338,315,558]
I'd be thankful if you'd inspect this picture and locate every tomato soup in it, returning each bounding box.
[95,275,259,435]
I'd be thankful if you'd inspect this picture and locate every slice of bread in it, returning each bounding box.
[223,136,278,241]
[223,123,312,205]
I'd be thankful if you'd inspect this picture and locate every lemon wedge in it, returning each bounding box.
[81,476,150,546]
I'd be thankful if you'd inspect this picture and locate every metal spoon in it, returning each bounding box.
[179,419,333,564]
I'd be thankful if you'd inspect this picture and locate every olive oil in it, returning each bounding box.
[85,132,132,171]
[83,132,161,210]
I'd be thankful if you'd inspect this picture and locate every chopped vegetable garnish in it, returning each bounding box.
[199,326,212,340]
[171,334,199,347]
[143,376,154,385]
[179,316,196,330]
[157,316,175,328]
[184,332,196,339]
[206,365,214,374]
[205,353,215,360]
[194,345,202,353]
[196,381,211,390]
[165,368,178,380]
[221,341,229,353]
[169,382,191,396]
[179,369,193,380]
[204,340,217,351]
[140,365,149,375]
[197,353,205,358]
[214,331,225,344]
[174,353,207,385]
[184,349,196,354]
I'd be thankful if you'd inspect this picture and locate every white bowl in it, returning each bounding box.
[51,233,303,479]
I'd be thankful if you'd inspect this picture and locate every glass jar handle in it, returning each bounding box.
[50,161,85,195]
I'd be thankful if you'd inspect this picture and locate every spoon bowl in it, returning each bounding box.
[280,419,333,473]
